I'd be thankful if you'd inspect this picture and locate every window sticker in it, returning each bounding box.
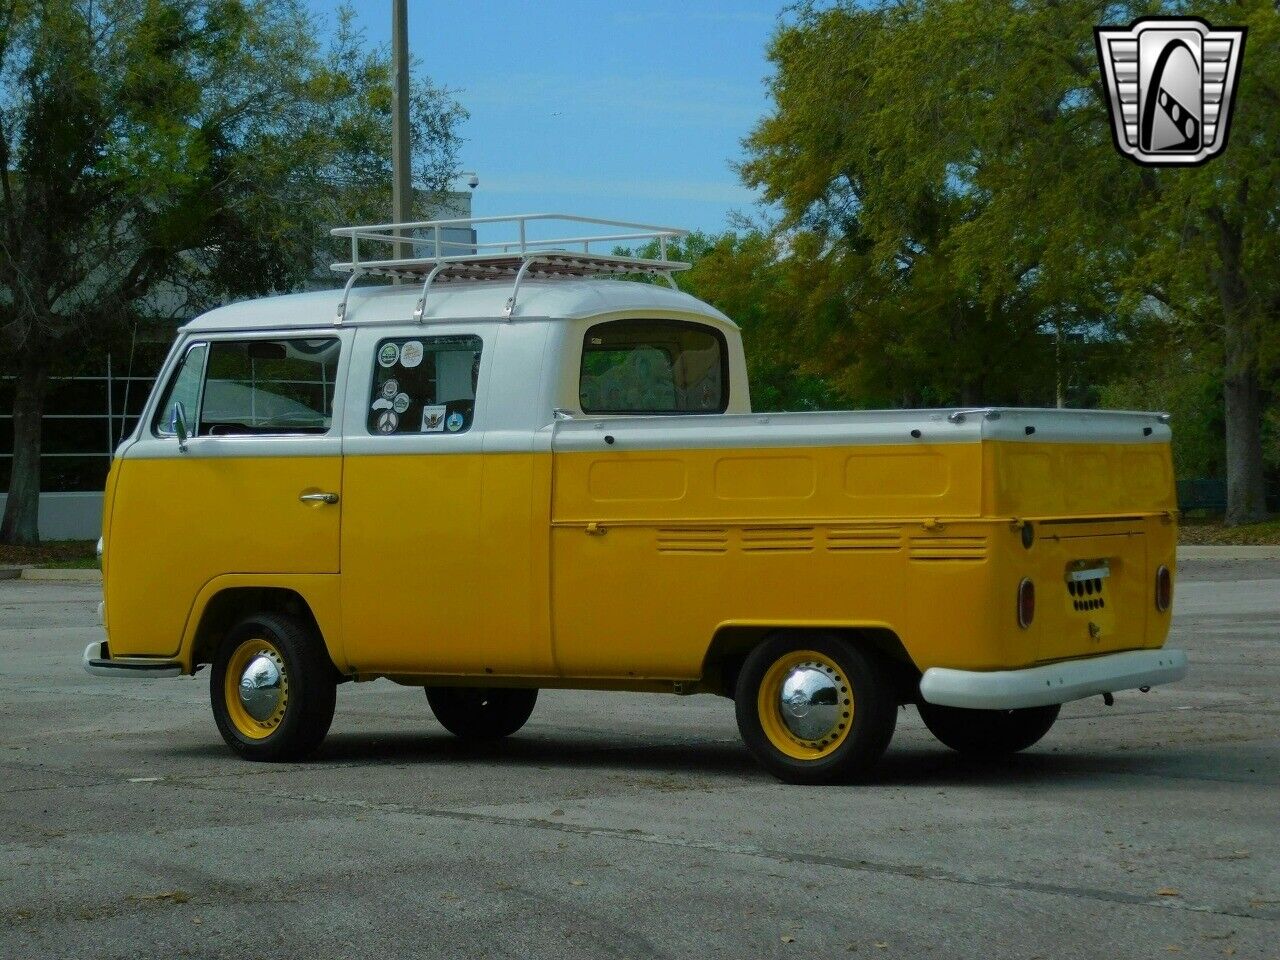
[400,340,424,368]
[368,335,481,436]
[420,404,446,432]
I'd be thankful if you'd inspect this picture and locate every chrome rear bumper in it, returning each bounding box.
[919,649,1188,710]
[82,641,182,679]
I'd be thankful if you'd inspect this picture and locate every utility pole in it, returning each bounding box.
[391,0,412,266]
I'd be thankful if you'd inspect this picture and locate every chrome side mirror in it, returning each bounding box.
[170,401,189,453]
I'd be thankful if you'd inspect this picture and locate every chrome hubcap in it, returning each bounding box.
[777,663,841,741]
[238,654,283,721]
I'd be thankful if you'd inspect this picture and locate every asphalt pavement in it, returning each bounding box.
[1,558,1276,959]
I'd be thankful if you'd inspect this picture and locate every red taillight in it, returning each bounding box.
[1017,578,1035,629]
[1155,565,1172,612]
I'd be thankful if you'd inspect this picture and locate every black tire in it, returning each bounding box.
[916,701,1060,757]
[734,634,897,785]
[210,611,336,762]
[425,686,537,740]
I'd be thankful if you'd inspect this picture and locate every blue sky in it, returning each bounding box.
[306,0,783,235]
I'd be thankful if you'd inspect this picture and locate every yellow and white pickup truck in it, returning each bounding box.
[84,215,1185,784]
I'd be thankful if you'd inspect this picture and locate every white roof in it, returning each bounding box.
[183,278,735,333]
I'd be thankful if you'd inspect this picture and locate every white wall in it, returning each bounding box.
[0,492,103,541]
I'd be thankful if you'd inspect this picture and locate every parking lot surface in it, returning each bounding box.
[1,558,1277,959]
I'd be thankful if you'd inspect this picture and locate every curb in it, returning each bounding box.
[1,567,103,583]
[1177,545,1280,561]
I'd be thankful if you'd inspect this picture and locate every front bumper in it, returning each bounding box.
[82,641,182,679]
[919,649,1188,710]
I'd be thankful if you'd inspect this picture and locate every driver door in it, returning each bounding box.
[105,333,348,658]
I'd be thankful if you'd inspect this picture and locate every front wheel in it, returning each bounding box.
[916,701,1060,757]
[734,634,897,785]
[210,612,336,761]
[425,687,537,740]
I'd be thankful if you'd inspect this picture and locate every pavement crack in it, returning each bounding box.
[160,776,1278,923]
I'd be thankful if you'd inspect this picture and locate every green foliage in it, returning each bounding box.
[0,0,466,542]
[735,0,1278,507]
[1099,354,1225,478]
[0,0,467,341]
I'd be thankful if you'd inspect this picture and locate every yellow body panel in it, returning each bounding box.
[105,436,1174,687]
[548,440,1175,678]
[104,455,340,658]
[338,452,555,676]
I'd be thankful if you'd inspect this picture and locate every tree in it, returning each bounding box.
[0,0,465,544]
[742,0,1278,524]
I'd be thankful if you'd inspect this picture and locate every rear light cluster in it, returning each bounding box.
[1155,565,1173,612]
[1017,578,1035,629]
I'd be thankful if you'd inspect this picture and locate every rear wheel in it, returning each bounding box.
[210,612,336,761]
[734,634,897,785]
[425,687,537,740]
[917,701,1060,757]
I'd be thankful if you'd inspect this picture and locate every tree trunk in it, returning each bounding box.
[1223,325,1268,526]
[1209,202,1268,527]
[0,355,50,546]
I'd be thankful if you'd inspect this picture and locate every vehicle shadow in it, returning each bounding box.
[313,731,760,777]
[165,730,1238,788]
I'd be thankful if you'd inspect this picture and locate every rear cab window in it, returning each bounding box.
[580,319,727,414]
[367,336,482,435]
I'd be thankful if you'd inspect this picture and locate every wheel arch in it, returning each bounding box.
[180,575,345,675]
[701,622,921,702]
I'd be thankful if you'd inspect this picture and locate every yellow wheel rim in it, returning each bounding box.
[756,649,853,761]
[223,638,289,740]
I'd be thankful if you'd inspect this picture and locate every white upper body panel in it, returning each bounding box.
[131,279,1167,461]
[182,278,737,332]
[549,408,1173,452]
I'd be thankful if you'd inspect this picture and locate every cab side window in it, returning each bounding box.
[368,336,482,435]
[579,319,728,414]
[153,342,207,436]
[198,338,340,436]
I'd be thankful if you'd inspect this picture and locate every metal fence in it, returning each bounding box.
[1177,478,1280,513]
[0,355,158,492]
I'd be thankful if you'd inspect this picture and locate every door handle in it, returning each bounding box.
[299,492,340,505]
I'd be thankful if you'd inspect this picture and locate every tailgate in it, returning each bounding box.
[978,410,1177,664]
[1032,519,1151,662]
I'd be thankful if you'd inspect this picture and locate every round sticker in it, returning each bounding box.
[375,410,399,434]
[381,378,399,400]
[446,411,465,433]
[378,342,400,368]
[399,340,424,368]
[370,398,392,411]
[392,392,411,414]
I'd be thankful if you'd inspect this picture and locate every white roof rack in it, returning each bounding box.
[329,212,690,323]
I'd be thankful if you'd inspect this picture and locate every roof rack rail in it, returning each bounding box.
[329,212,691,323]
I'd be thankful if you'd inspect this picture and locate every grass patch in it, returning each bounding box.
[0,539,98,568]
[1179,518,1280,546]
